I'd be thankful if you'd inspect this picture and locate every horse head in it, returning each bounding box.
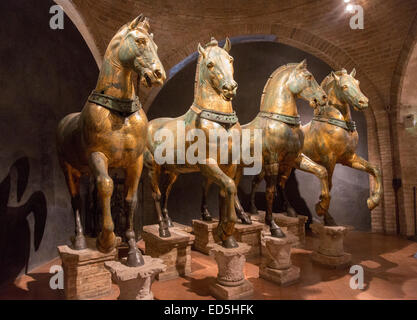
[197,37,237,101]
[330,68,369,111]
[117,14,166,87]
[287,59,327,108]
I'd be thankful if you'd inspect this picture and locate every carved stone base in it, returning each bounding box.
[259,265,300,286]
[209,279,254,300]
[58,237,118,300]
[208,242,253,300]
[259,231,300,286]
[142,224,195,281]
[233,221,264,258]
[311,251,352,268]
[192,219,219,255]
[104,256,166,300]
[253,211,307,247]
[310,223,352,268]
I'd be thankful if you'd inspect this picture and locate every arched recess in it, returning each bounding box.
[390,13,417,237]
[143,23,395,234]
[54,0,102,67]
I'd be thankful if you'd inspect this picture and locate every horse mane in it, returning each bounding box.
[194,38,220,93]
[260,63,298,107]
[321,69,347,91]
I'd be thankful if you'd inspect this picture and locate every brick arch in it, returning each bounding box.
[54,0,102,67]
[390,13,417,108]
[144,22,395,233]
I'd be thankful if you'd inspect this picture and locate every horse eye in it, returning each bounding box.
[207,62,214,69]
[305,74,312,80]
[343,85,349,90]
[136,37,147,45]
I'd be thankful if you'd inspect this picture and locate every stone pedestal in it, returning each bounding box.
[192,219,219,255]
[310,223,352,268]
[259,231,300,286]
[105,256,166,300]
[233,221,264,258]
[58,238,118,300]
[142,224,195,281]
[253,211,307,247]
[208,242,253,300]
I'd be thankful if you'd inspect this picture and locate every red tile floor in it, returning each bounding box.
[0,231,416,300]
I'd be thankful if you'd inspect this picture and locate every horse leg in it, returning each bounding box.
[89,152,116,253]
[249,169,265,215]
[147,162,170,238]
[234,166,252,224]
[294,153,330,221]
[199,163,238,248]
[162,172,177,228]
[343,153,383,210]
[265,168,285,238]
[277,166,298,218]
[62,161,87,250]
[322,165,337,226]
[123,155,145,267]
[201,178,214,221]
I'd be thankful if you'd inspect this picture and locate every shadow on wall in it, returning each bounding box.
[0,157,47,285]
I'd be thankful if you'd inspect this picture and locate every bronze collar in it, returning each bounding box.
[258,111,301,126]
[313,116,356,132]
[191,103,239,124]
[88,91,141,114]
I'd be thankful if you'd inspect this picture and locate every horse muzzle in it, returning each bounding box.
[221,81,238,101]
[141,67,166,87]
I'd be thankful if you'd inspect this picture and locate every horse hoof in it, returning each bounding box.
[286,207,298,218]
[367,197,379,211]
[250,206,258,215]
[96,232,116,253]
[159,227,171,238]
[324,213,338,226]
[222,236,239,249]
[315,202,327,217]
[271,227,286,238]
[202,211,213,222]
[165,216,174,228]
[73,235,87,250]
[126,248,145,267]
[240,213,252,225]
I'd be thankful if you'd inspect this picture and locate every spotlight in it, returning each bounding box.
[346,4,354,12]
[344,0,350,3]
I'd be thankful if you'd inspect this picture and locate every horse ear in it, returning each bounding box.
[296,59,307,70]
[198,43,207,59]
[129,14,144,30]
[223,37,231,52]
[331,71,340,83]
[350,68,357,78]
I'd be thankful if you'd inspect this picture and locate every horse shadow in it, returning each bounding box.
[0,157,47,286]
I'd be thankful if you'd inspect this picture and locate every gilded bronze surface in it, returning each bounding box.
[144,38,241,248]
[282,69,382,224]
[56,15,166,266]
[203,61,330,237]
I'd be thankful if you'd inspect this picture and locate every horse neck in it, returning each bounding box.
[321,85,352,121]
[193,59,233,113]
[259,71,298,116]
[95,39,136,100]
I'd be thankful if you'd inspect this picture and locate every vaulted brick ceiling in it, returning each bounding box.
[71,0,417,110]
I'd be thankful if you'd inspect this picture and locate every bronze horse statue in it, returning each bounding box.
[56,15,166,266]
[200,61,331,237]
[145,38,242,248]
[278,68,382,225]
